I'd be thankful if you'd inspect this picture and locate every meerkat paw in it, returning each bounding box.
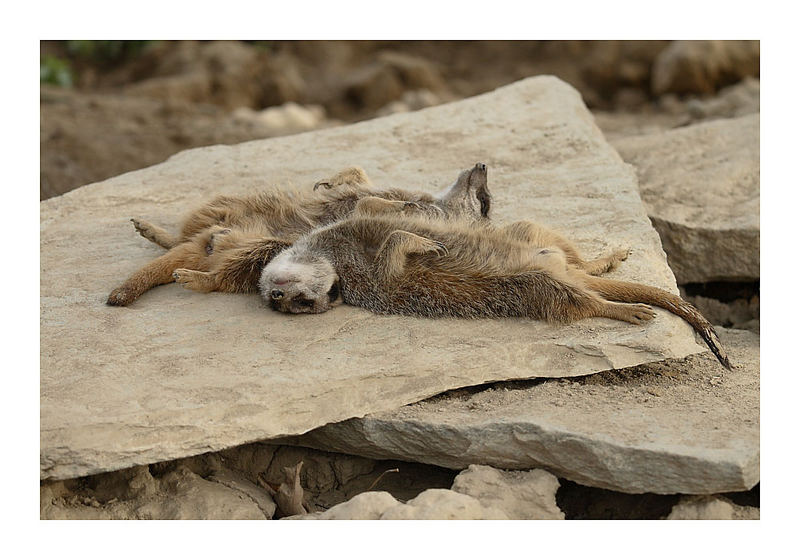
[402,201,426,212]
[610,302,656,325]
[131,218,152,238]
[205,227,232,255]
[313,166,370,190]
[173,269,216,293]
[609,247,632,268]
[421,239,449,257]
[615,247,632,261]
[107,286,134,306]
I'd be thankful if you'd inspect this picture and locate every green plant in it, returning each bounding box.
[65,40,152,63]
[40,56,73,87]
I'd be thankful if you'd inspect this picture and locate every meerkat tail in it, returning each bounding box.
[581,275,731,370]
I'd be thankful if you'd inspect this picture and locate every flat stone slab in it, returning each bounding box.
[285,328,758,495]
[41,76,704,481]
[612,114,760,283]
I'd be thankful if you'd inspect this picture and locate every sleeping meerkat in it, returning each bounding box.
[106,163,492,306]
[256,213,732,369]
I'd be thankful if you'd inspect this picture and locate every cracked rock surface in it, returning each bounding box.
[284,328,758,495]
[613,113,759,284]
[41,76,703,481]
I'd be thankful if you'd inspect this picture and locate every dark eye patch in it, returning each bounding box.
[327,282,340,302]
[477,189,491,217]
[294,297,315,308]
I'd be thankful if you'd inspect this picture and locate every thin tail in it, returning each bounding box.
[582,275,732,370]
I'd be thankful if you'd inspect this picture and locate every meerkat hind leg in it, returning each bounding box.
[107,241,204,306]
[599,301,656,325]
[501,221,630,276]
[131,218,178,249]
[376,230,447,279]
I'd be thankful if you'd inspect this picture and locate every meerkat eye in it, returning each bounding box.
[295,297,315,308]
[327,282,340,302]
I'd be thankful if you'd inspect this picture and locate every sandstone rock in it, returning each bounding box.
[284,328,758,495]
[40,464,275,520]
[593,78,760,143]
[667,496,759,520]
[450,465,564,519]
[579,40,670,101]
[231,102,326,132]
[291,466,561,520]
[612,114,759,284]
[40,76,704,481]
[295,488,508,520]
[380,488,508,520]
[681,291,759,333]
[122,40,303,110]
[685,77,760,121]
[376,89,442,116]
[652,41,759,95]
[342,51,446,111]
[290,491,399,520]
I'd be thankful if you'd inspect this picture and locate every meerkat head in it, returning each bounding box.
[259,246,340,314]
[436,162,491,220]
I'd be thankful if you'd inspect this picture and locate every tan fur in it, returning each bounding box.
[259,214,731,369]
[107,164,492,306]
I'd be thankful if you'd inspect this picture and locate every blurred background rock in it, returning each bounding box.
[40,40,759,200]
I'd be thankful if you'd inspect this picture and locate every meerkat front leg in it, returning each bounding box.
[313,166,372,190]
[172,269,218,292]
[131,218,178,249]
[177,236,293,294]
[354,196,438,218]
[579,248,632,276]
[375,230,448,280]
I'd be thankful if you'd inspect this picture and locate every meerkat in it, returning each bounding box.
[106,163,492,306]
[255,214,732,369]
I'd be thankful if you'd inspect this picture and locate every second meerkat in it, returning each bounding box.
[253,213,731,369]
[107,163,491,306]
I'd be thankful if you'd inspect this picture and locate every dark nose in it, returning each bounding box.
[475,162,486,171]
[270,289,284,300]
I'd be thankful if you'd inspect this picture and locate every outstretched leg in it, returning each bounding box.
[107,241,205,306]
[354,196,445,219]
[131,218,178,249]
[375,230,448,280]
[501,221,629,275]
[508,269,655,325]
